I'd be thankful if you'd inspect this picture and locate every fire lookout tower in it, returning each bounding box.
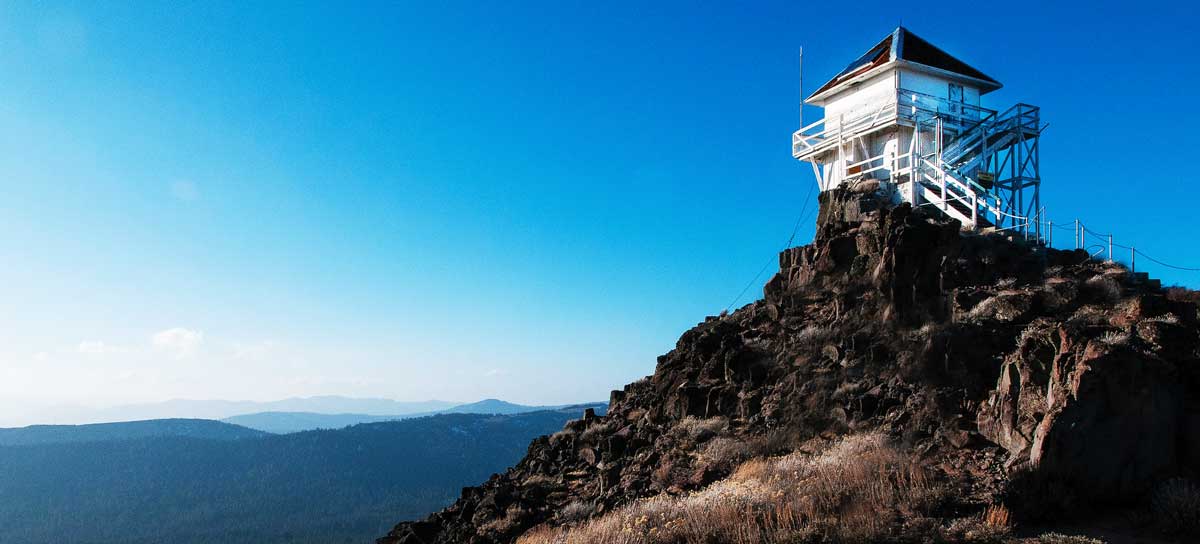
[794,27,1046,234]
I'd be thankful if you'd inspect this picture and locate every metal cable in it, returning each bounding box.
[725,181,817,313]
[1060,220,1200,272]
[1133,248,1200,272]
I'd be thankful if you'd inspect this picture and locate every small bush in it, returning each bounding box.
[578,420,613,444]
[967,296,1002,320]
[673,416,728,443]
[1083,275,1121,303]
[1005,464,1076,521]
[558,500,592,523]
[1166,286,1200,305]
[1151,478,1200,535]
[698,436,754,467]
[796,325,834,344]
[1067,305,1107,326]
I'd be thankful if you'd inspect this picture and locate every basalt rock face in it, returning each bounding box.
[379,183,1200,544]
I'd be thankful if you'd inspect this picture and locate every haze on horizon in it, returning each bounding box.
[1,1,1197,423]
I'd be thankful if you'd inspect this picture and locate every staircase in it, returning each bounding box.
[903,103,1044,231]
[910,157,1000,230]
[940,104,1041,182]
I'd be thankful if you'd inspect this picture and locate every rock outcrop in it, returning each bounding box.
[379,182,1200,544]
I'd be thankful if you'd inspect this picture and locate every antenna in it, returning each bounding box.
[798,46,804,129]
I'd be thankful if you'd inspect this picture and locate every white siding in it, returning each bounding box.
[897,68,980,105]
[822,70,897,125]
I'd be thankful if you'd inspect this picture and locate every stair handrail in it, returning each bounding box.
[920,157,1008,224]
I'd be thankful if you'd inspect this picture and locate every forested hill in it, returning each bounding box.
[0,418,265,446]
[221,399,596,434]
[0,405,604,544]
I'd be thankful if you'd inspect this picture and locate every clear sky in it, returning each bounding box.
[1,1,1197,420]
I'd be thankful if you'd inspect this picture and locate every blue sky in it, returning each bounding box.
[0,1,1197,420]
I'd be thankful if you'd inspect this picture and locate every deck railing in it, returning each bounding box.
[792,88,997,159]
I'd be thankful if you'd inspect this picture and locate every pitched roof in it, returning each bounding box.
[806,27,1001,103]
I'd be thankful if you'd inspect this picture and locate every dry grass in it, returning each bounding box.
[1098,330,1131,346]
[516,433,986,544]
[1025,534,1104,544]
[984,504,1012,528]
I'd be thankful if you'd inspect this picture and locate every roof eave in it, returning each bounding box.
[804,61,897,106]
[895,59,1003,94]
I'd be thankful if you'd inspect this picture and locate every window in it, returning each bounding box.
[948,83,963,115]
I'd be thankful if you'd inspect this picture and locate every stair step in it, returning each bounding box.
[1131,272,1161,290]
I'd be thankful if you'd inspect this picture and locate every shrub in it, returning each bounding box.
[673,416,728,443]
[1151,478,1200,535]
[558,500,592,523]
[1166,286,1200,305]
[697,437,754,467]
[1083,275,1121,303]
[967,295,1005,321]
[578,420,614,444]
[1067,305,1107,326]
[796,325,834,345]
[1005,464,1076,521]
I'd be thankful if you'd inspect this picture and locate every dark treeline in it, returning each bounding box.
[0,407,600,544]
[0,418,266,446]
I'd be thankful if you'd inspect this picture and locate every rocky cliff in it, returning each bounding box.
[379,182,1200,543]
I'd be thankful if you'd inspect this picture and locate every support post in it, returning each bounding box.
[838,113,845,186]
[937,118,946,210]
[1132,246,1137,274]
[1048,221,1053,248]
[798,47,804,131]
[1074,220,1079,249]
[1108,235,1113,262]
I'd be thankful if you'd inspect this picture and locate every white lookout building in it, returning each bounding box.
[794,27,1045,233]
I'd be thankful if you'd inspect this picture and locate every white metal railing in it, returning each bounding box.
[792,100,897,158]
[793,88,997,160]
[898,89,995,127]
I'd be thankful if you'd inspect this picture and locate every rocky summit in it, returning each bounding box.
[379,182,1200,544]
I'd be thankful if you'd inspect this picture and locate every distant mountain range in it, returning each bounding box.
[12,396,461,426]
[0,404,605,544]
[222,399,597,433]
